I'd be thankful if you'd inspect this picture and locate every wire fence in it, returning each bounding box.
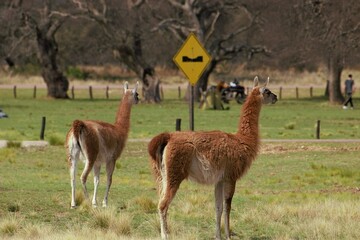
[0,84,336,100]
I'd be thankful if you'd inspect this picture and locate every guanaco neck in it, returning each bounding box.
[236,88,262,143]
[114,93,132,137]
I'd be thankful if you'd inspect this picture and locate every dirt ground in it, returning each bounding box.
[260,141,360,154]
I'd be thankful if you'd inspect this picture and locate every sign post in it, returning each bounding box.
[189,85,194,130]
[173,33,211,131]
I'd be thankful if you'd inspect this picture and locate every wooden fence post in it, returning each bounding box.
[106,86,109,99]
[316,120,320,139]
[296,87,299,99]
[279,87,282,100]
[161,85,164,100]
[33,85,37,98]
[310,86,313,98]
[178,86,181,99]
[13,85,17,98]
[89,86,93,100]
[71,86,75,99]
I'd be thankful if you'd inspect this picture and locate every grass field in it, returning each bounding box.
[0,142,359,239]
[0,79,360,239]
[0,84,359,141]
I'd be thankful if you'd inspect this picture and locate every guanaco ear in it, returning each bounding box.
[253,76,259,88]
[124,81,129,92]
[264,77,269,87]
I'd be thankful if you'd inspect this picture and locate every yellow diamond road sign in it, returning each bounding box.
[173,33,211,86]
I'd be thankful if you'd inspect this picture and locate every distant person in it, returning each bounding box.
[343,74,355,109]
[229,79,239,87]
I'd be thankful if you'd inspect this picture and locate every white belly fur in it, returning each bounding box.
[187,155,224,185]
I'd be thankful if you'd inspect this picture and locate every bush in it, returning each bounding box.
[48,134,65,146]
[66,66,89,80]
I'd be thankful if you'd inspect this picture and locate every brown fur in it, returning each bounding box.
[148,77,277,240]
[66,82,138,208]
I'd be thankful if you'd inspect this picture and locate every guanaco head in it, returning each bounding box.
[253,76,277,104]
[124,81,140,104]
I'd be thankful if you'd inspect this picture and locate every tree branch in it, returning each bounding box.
[7,30,33,58]
[127,0,146,9]
[204,10,220,43]
[167,0,187,11]
[219,5,256,45]
[47,18,67,39]
[151,18,196,41]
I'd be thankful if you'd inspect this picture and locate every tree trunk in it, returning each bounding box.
[328,55,344,104]
[185,59,217,102]
[42,69,69,98]
[142,67,161,103]
[36,26,69,99]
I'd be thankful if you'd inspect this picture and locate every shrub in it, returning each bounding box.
[66,66,89,80]
[133,196,157,213]
[48,134,64,146]
[7,202,20,213]
[7,141,21,148]
[284,122,296,130]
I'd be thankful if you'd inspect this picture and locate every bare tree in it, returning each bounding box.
[152,0,268,100]
[290,0,360,103]
[23,1,71,98]
[72,0,162,103]
[1,0,73,98]
[0,0,25,72]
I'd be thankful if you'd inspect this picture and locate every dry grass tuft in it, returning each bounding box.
[22,223,53,239]
[0,214,23,236]
[136,214,161,237]
[90,207,132,236]
[110,212,132,236]
[136,214,196,240]
[75,191,86,207]
[241,199,360,239]
[132,196,157,213]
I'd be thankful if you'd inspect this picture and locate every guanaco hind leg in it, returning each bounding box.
[69,136,81,209]
[92,162,101,207]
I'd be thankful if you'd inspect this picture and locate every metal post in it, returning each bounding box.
[40,116,46,140]
[176,118,181,131]
[189,85,194,131]
[316,120,320,139]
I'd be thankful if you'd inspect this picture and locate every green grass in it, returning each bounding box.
[0,87,359,141]
[0,84,360,239]
[0,142,359,239]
